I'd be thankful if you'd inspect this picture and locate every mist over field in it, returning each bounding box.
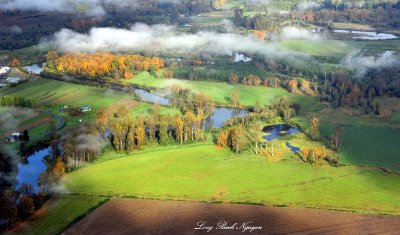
[46,22,400,78]
[49,23,305,60]
[0,0,180,15]
[343,51,400,77]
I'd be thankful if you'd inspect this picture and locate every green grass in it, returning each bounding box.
[222,0,243,9]
[9,195,108,235]
[296,107,400,172]
[279,40,350,57]
[320,124,400,172]
[0,78,135,109]
[392,111,400,122]
[62,144,400,215]
[348,40,400,52]
[1,78,137,122]
[130,103,180,116]
[130,72,321,111]
[340,126,400,171]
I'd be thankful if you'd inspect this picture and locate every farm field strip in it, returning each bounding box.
[65,198,400,235]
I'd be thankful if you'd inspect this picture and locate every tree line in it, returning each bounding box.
[0,96,35,108]
[46,51,164,79]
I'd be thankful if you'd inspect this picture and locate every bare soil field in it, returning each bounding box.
[65,199,400,235]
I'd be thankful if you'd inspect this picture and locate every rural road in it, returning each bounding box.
[65,199,400,235]
[31,109,65,141]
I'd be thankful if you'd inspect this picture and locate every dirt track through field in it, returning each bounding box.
[65,199,400,235]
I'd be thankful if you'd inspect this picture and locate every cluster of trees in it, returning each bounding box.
[102,105,210,152]
[0,184,47,231]
[58,123,103,169]
[300,146,327,163]
[47,51,164,79]
[217,98,299,154]
[217,124,247,153]
[0,96,35,108]
[169,84,215,116]
[38,156,65,194]
[318,69,399,112]
[234,9,280,31]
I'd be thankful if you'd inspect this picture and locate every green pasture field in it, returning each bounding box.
[8,195,107,235]
[0,79,135,109]
[62,143,400,215]
[279,40,350,57]
[129,72,322,112]
[349,40,400,52]
[295,107,400,172]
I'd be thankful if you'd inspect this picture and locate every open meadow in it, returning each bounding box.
[130,72,321,111]
[62,144,400,215]
[294,105,400,172]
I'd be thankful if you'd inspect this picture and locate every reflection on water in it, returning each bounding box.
[133,88,171,106]
[286,142,300,153]
[203,107,249,129]
[16,148,50,192]
[262,124,301,153]
[262,124,300,141]
[333,29,399,40]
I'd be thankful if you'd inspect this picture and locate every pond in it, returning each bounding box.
[132,88,249,128]
[24,63,44,74]
[203,107,249,129]
[16,147,50,192]
[133,88,171,106]
[262,124,301,153]
[262,124,300,141]
[333,29,399,40]
[286,142,300,153]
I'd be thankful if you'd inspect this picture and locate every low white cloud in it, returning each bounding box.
[297,1,320,11]
[0,0,105,15]
[280,26,322,40]
[342,51,400,77]
[0,0,178,15]
[49,23,305,61]
[220,19,235,33]
[234,53,252,62]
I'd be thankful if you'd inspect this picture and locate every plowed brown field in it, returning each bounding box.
[65,199,400,235]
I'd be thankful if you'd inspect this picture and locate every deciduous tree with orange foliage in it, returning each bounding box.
[253,30,266,40]
[217,130,229,147]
